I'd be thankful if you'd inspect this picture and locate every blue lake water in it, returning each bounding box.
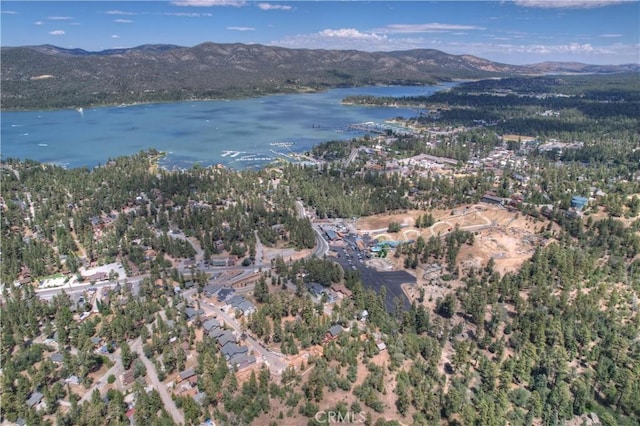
[1,83,457,170]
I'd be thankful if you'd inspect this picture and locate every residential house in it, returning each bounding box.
[227,295,256,316]
[209,328,228,339]
[121,370,135,386]
[179,369,198,385]
[203,283,222,298]
[216,332,236,348]
[184,307,205,321]
[571,195,589,210]
[65,375,80,385]
[50,353,64,364]
[217,288,235,303]
[202,318,221,334]
[229,353,256,370]
[220,342,248,361]
[26,391,43,408]
[325,325,343,342]
[306,282,326,298]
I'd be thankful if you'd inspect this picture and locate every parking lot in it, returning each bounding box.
[330,239,414,313]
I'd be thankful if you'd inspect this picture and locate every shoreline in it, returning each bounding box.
[0,86,333,113]
[0,82,449,113]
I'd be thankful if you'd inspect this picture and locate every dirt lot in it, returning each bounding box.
[357,204,554,277]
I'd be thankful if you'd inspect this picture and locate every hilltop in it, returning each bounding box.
[2,42,637,110]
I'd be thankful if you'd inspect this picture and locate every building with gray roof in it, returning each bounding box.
[220,342,248,360]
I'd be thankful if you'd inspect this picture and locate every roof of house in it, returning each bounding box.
[90,336,102,345]
[216,332,236,348]
[227,295,245,307]
[217,288,235,302]
[27,392,43,407]
[203,283,222,296]
[184,307,204,319]
[220,342,248,358]
[306,282,326,296]
[65,375,80,384]
[237,300,256,313]
[209,327,227,339]
[229,353,256,368]
[327,324,343,338]
[50,353,64,363]
[179,369,196,381]
[202,318,221,331]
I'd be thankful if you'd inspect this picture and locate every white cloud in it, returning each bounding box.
[106,10,137,15]
[34,21,44,25]
[227,26,255,31]
[171,0,246,6]
[257,3,292,10]
[492,42,596,55]
[513,0,628,8]
[114,19,134,23]
[273,29,391,51]
[319,28,387,41]
[1,10,17,14]
[600,33,623,38]
[49,30,65,36]
[48,16,73,20]
[378,23,485,34]
[112,34,120,39]
[160,12,213,17]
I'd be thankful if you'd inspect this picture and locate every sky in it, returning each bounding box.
[1,1,639,65]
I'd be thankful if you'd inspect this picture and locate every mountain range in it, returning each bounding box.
[2,42,638,110]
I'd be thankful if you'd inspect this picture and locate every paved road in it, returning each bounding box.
[343,147,360,166]
[186,292,288,375]
[295,200,329,259]
[79,352,123,404]
[131,337,185,425]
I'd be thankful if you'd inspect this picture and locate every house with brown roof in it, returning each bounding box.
[121,370,135,386]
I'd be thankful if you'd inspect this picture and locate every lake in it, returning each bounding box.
[1,83,457,170]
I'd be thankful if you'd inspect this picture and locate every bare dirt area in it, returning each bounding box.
[457,223,546,276]
[357,204,554,277]
[356,210,422,231]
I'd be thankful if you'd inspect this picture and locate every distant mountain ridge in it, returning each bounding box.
[2,42,638,110]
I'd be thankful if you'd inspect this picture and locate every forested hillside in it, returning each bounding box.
[1,74,639,426]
